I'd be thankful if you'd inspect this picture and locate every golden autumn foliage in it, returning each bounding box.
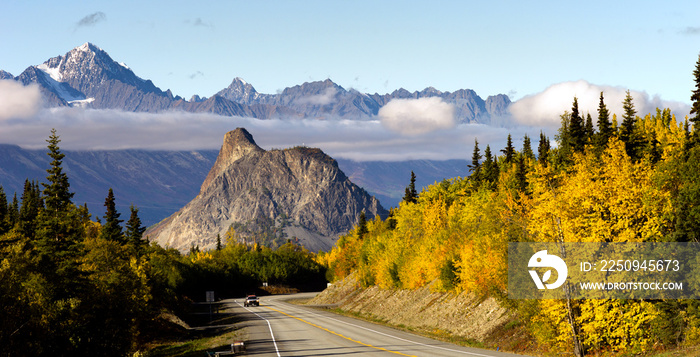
[320,109,700,354]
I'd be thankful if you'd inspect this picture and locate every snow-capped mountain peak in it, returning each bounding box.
[76,42,102,53]
[16,42,171,110]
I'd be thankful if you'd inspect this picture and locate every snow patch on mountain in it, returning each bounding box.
[68,97,95,108]
[36,63,62,82]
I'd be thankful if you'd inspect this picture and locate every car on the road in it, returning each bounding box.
[244,294,259,307]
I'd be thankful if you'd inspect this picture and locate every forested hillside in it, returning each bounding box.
[318,56,700,355]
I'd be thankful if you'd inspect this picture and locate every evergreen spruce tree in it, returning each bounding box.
[100,188,124,243]
[690,53,700,132]
[357,211,368,239]
[538,131,550,166]
[619,90,638,159]
[0,186,8,235]
[596,91,612,151]
[585,113,594,141]
[125,205,146,251]
[569,97,585,152]
[34,129,84,298]
[8,193,19,228]
[468,139,482,182]
[482,145,499,188]
[18,180,42,239]
[522,134,534,160]
[515,155,528,194]
[501,134,515,163]
[402,171,418,204]
[556,112,573,164]
[42,129,74,212]
[216,233,222,251]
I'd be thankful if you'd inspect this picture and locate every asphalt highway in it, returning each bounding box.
[225,292,530,357]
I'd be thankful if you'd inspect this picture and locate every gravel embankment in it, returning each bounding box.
[308,273,514,342]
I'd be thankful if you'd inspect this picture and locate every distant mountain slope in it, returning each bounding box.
[0,144,218,226]
[5,42,510,122]
[145,128,386,252]
[0,145,469,228]
[336,159,470,208]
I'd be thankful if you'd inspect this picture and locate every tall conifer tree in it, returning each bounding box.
[35,129,84,297]
[501,134,515,163]
[690,53,700,128]
[585,113,594,141]
[482,145,499,187]
[18,179,42,239]
[0,186,8,235]
[469,139,482,182]
[357,211,368,239]
[569,97,585,152]
[515,155,528,194]
[100,188,124,243]
[402,171,418,204]
[522,134,534,160]
[125,205,146,250]
[8,193,19,228]
[42,129,74,212]
[596,91,612,150]
[556,112,573,163]
[216,233,222,251]
[619,90,638,159]
[538,132,550,166]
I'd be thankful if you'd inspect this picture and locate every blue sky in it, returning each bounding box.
[2,0,699,103]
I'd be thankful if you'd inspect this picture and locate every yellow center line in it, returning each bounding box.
[264,306,418,357]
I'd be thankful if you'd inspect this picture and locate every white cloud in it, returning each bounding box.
[378,97,456,135]
[0,107,535,162]
[296,87,337,105]
[509,80,691,127]
[0,80,42,121]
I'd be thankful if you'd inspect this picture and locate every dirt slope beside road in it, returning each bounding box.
[309,274,529,350]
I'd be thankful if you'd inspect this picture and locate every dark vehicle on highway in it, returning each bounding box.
[244,295,259,307]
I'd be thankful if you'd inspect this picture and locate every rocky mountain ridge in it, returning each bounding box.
[5,42,511,123]
[145,128,387,252]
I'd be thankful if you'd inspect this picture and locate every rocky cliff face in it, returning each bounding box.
[145,128,386,252]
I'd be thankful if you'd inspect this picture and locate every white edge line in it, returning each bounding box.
[237,301,282,357]
[272,298,501,357]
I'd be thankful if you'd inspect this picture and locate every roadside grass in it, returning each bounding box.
[143,329,241,357]
[138,303,245,357]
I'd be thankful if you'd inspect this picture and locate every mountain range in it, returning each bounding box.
[0,42,486,251]
[3,42,511,122]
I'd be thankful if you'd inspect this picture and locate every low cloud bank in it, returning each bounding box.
[379,97,456,135]
[0,107,530,162]
[0,80,42,121]
[509,80,690,127]
[296,87,337,105]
